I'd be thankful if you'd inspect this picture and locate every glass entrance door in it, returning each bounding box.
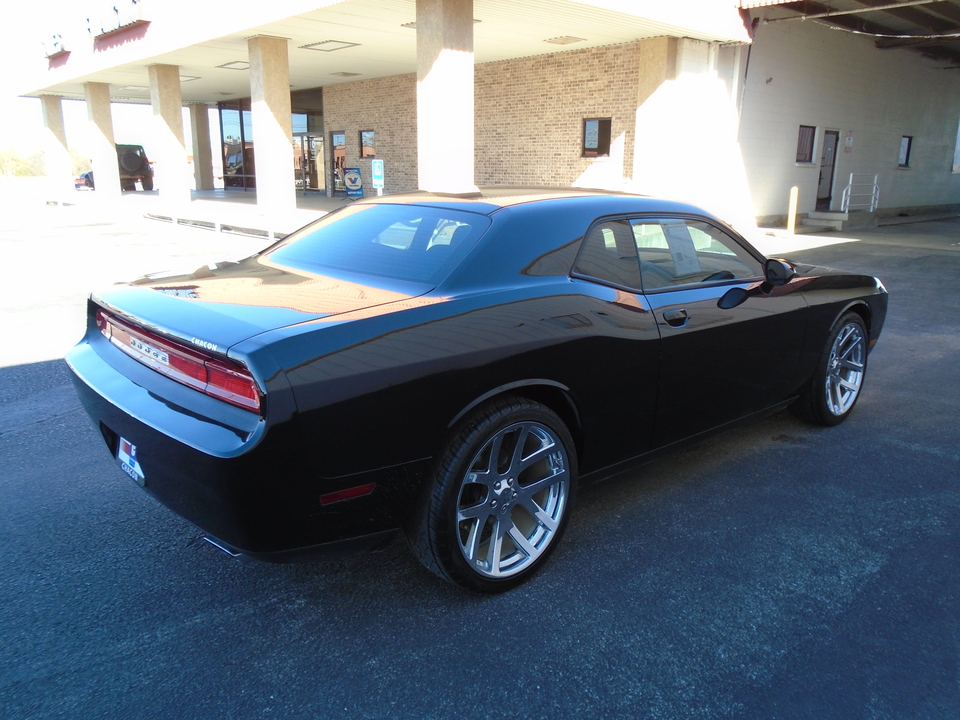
[331,131,346,194]
[293,134,326,192]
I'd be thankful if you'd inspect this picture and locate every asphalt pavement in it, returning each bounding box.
[1,197,959,719]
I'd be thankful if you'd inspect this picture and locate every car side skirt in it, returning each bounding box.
[578,397,797,487]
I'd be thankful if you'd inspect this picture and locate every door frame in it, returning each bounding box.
[293,132,325,192]
[817,129,840,211]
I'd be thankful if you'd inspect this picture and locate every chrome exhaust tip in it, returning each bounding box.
[203,536,254,564]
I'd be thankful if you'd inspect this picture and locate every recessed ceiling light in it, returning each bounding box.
[544,36,587,45]
[217,61,249,70]
[300,40,360,52]
[179,75,200,82]
[118,85,149,92]
[402,19,481,29]
[329,71,361,77]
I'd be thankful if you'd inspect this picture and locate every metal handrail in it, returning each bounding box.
[841,173,879,213]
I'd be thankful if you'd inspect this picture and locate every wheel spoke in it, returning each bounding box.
[508,425,531,472]
[484,432,505,474]
[840,358,864,372]
[520,496,560,532]
[828,379,842,411]
[514,442,555,473]
[837,326,855,350]
[839,340,860,360]
[458,502,487,522]
[487,517,506,574]
[508,524,538,558]
[461,516,484,562]
[519,467,567,497]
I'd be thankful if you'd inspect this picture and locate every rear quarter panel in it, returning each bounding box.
[251,278,662,487]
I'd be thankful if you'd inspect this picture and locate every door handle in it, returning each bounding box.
[663,309,688,327]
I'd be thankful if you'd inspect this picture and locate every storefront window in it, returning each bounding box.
[220,96,324,191]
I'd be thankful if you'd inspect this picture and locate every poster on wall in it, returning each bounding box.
[344,168,363,197]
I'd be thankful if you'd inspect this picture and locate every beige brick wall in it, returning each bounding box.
[322,74,417,196]
[475,42,640,187]
[321,42,642,194]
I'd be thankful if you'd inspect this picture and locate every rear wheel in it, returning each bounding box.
[141,176,154,191]
[408,396,576,592]
[792,311,868,426]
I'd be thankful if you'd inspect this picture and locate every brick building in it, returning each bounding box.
[10,0,960,229]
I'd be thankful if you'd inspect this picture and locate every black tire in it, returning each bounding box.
[141,176,153,191]
[792,311,868,426]
[408,396,577,592]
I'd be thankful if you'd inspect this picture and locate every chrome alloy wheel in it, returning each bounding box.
[456,421,570,578]
[824,321,866,416]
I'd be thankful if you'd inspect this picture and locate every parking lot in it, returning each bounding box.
[1,197,959,719]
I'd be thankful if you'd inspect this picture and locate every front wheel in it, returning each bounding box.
[792,311,868,426]
[408,396,577,592]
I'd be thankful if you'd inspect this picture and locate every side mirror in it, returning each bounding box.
[717,286,750,310]
[765,258,796,286]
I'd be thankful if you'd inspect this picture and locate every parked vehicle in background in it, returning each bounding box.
[79,144,154,191]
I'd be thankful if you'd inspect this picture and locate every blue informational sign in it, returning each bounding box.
[371,159,384,189]
[344,168,363,197]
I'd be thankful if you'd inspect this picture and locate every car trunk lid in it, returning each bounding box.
[93,255,431,354]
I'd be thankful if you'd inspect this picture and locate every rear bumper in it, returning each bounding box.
[66,337,409,558]
[203,529,398,564]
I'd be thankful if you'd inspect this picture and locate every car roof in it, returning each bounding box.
[352,186,712,218]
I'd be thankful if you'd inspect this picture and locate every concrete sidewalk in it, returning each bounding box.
[40,180,960,257]
[67,186,859,255]
[68,187,355,239]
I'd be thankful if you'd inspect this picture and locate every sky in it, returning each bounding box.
[0,2,203,160]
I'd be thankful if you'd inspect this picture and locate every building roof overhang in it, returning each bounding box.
[741,0,960,66]
[10,0,753,104]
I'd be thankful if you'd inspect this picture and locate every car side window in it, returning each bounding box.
[572,219,641,289]
[631,219,763,290]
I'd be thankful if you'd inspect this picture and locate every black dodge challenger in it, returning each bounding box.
[67,188,888,592]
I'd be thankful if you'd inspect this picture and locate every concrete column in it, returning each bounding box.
[39,95,74,203]
[189,104,215,191]
[148,64,191,205]
[632,37,755,231]
[416,0,476,193]
[83,82,121,198]
[248,35,295,212]
[637,37,677,109]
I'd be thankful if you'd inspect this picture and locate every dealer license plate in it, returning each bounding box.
[117,436,146,486]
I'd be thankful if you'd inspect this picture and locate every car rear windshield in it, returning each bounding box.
[264,204,490,286]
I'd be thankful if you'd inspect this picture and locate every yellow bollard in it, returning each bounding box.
[787,186,799,234]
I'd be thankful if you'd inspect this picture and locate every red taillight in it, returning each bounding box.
[96,309,261,413]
